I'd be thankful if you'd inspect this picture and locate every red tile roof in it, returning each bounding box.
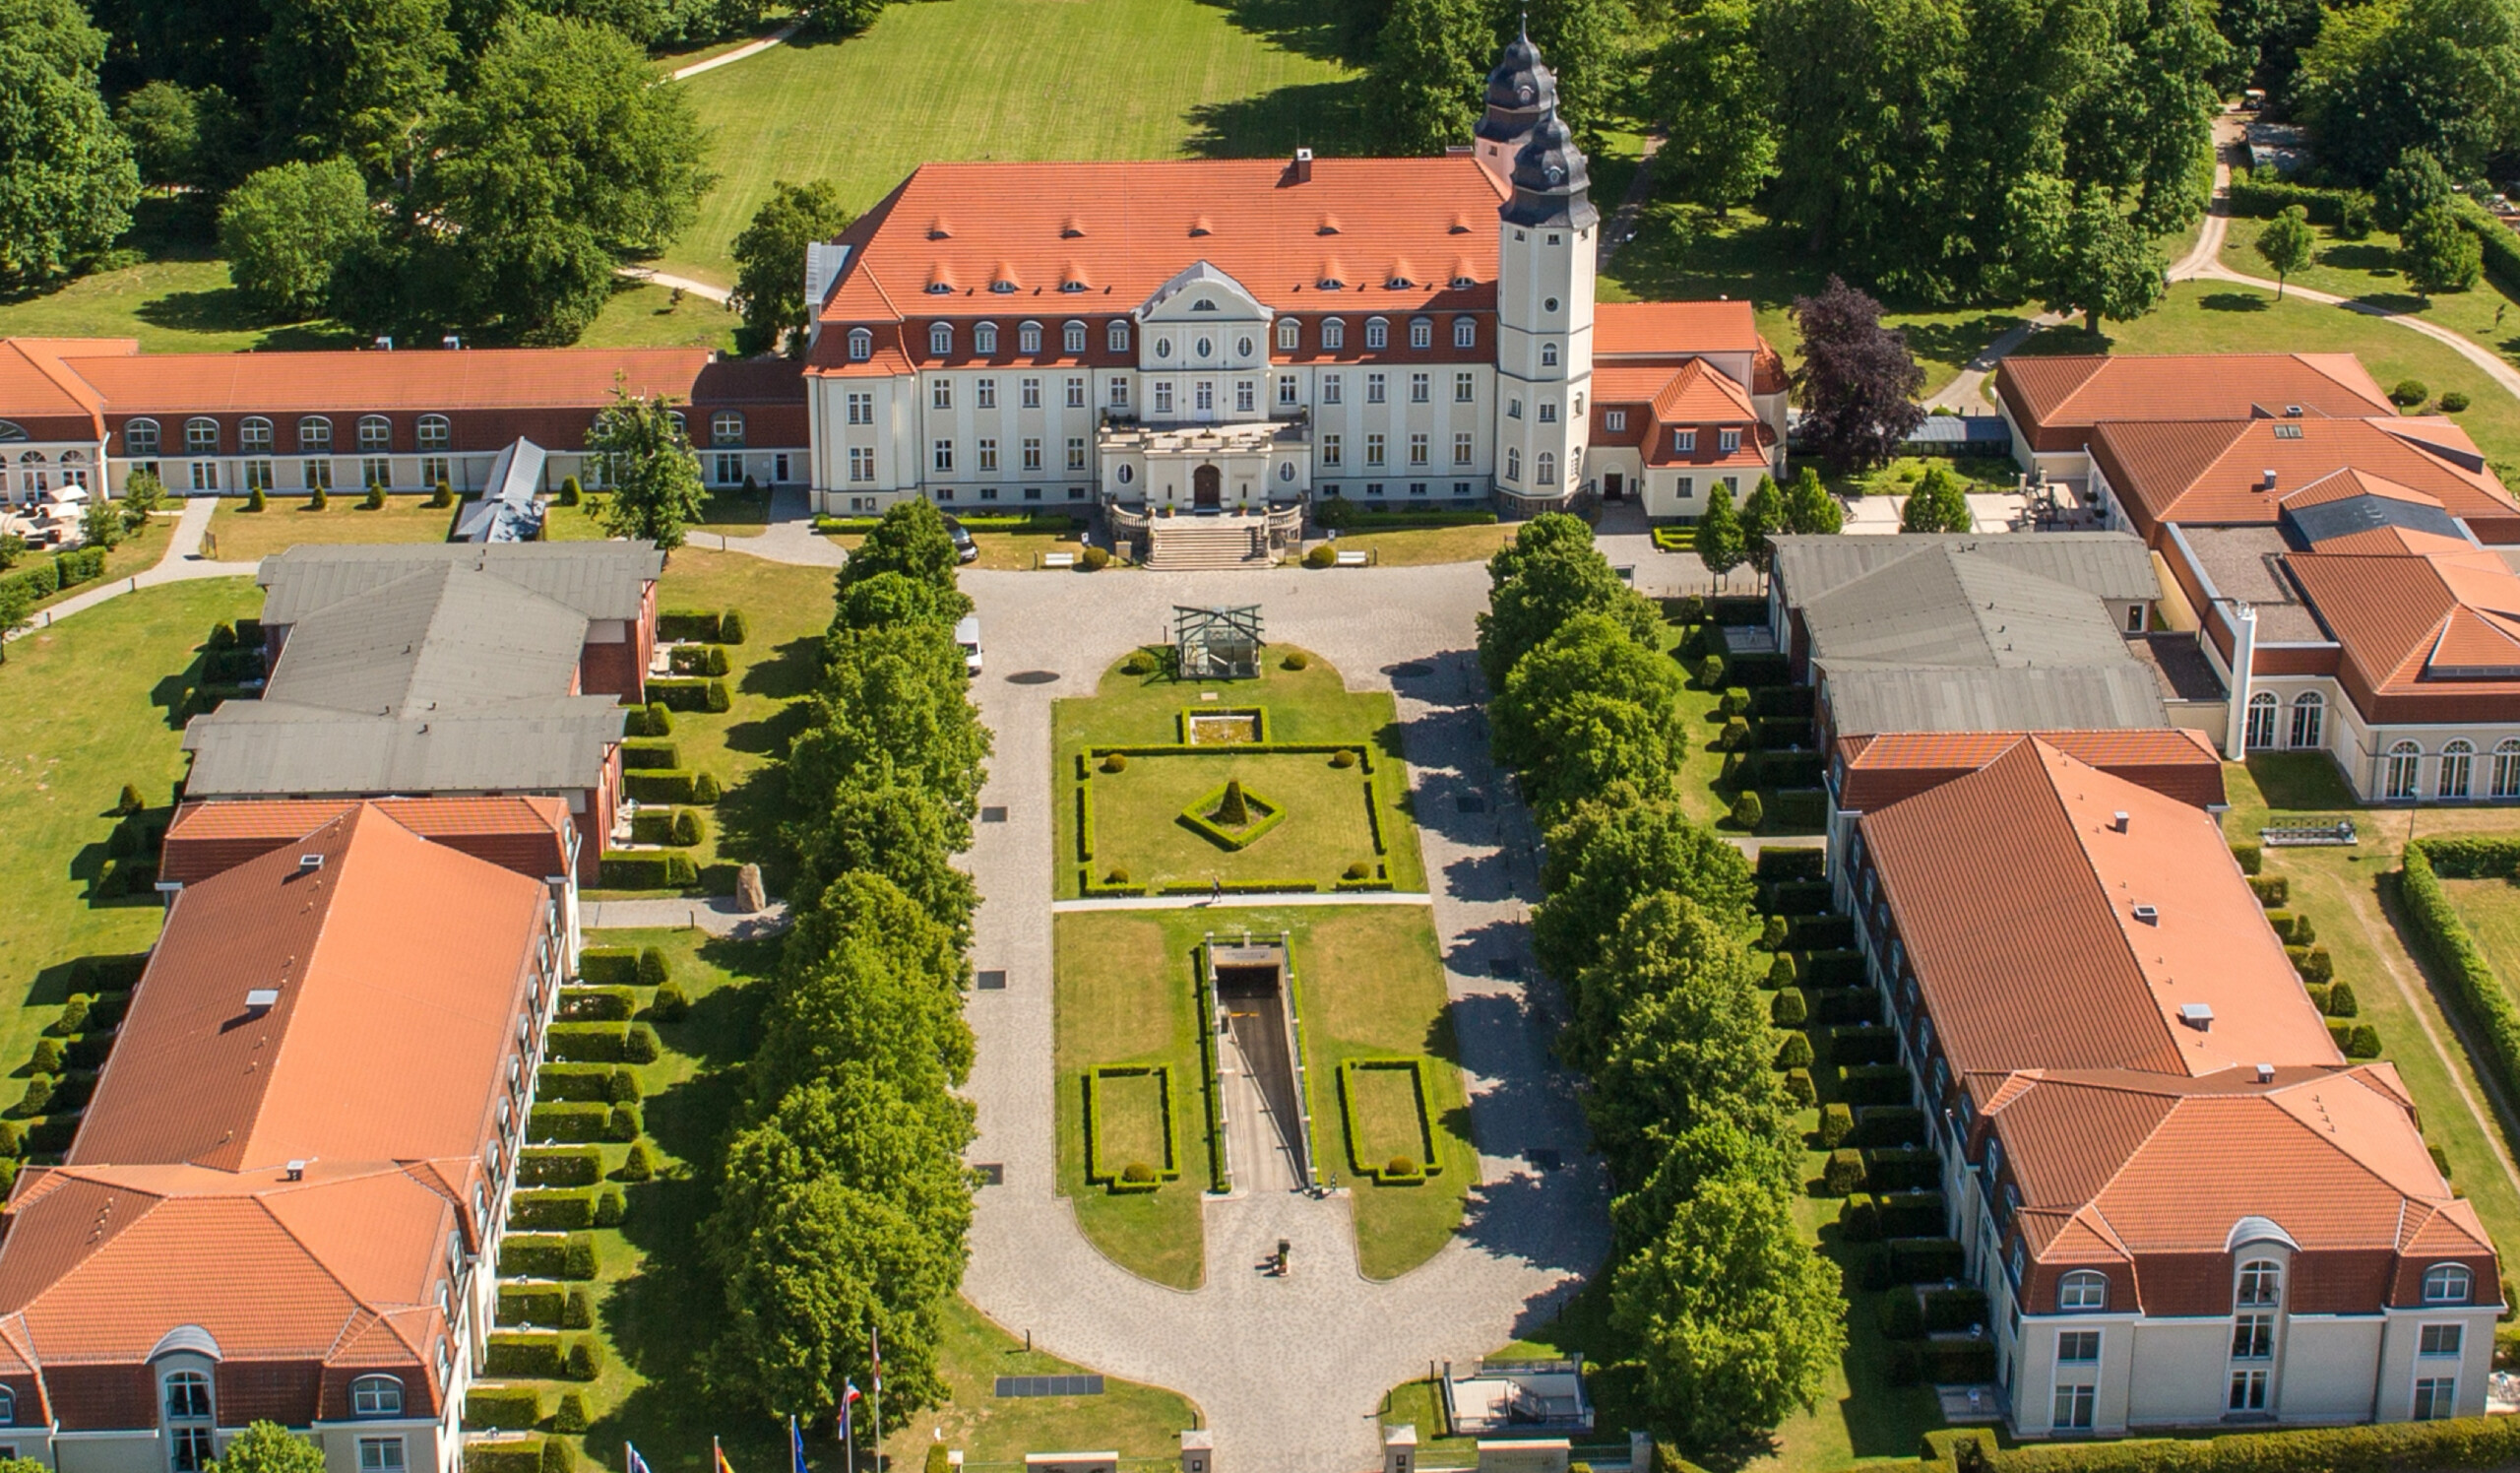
[1834,728,2225,811]
[1998,353,2394,452]
[2092,416,2520,542]
[2284,548,2520,695]
[1594,299,1764,356]
[161,797,573,886]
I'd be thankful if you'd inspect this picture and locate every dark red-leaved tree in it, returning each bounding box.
[1790,277,1925,474]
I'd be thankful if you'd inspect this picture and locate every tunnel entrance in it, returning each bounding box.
[1207,936,1314,1190]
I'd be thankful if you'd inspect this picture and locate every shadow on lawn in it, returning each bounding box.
[1184,79,1376,161]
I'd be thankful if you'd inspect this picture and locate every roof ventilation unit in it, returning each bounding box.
[2286,405,2303,417]
[443,334,463,351]
[2255,1062,2276,1083]
[373,336,393,352]
[2110,810,2130,833]
[2179,1001,2215,1030]
[284,1161,306,1182]
[2261,469,2279,490]
[296,854,324,872]
[2131,903,2160,925]
[1291,147,1313,185]
[244,988,280,1011]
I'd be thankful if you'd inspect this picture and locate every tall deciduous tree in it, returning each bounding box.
[789,620,991,827]
[2400,205,2484,293]
[205,1424,328,1473]
[422,13,710,342]
[1611,1173,1849,1443]
[730,179,855,357]
[590,385,707,548]
[2254,203,2315,299]
[0,0,139,285]
[116,81,248,193]
[1477,520,1662,688]
[260,0,454,183]
[1792,277,1924,473]
[2018,182,2167,335]
[1374,0,1492,154]
[1647,0,1775,214]
[1738,475,1785,572]
[2375,148,2454,232]
[1527,0,1632,145]
[2294,0,2520,185]
[1492,611,1687,814]
[1534,788,1757,984]
[838,499,965,604]
[220,158,376,318]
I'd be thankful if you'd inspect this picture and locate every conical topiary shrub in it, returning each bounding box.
[1218,778,1250,826]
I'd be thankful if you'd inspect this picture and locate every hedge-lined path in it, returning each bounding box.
[1048,890,1436,913]
[581,896,790,935]
[5,498,256,643]
[956,562,1606,1473]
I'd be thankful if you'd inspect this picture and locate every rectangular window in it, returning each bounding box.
[2232,1315,2274,1360]
[1023,486,1040,501]
[192,462,220,491]
[1154,382,1174,414]
[979,485,998,500]
[2421,1324,2464,1357]
[1067,377,1085,408]
[1235,381,1254,413]
[2228,1369,2268,1412]
[850,447,874,482]
[1195,381,1214,412]
[2051,1383,2095,1431]
[1453,432,1474,466]
[421,456,449,489]
[1606,410,1627,431]
[173,1429,216,1473]
[362,457,391,488]
[715,453,742,485]
[932,381,952,410]
[976,379,997,409]
[1323,373,1343,406]
[358,1441,407,1473]
[1066,437,1087,471]
[1454,371,1475,403]
[1507,399,1522,419]
[1366,373,1386,405]
[1022,437,1042,472]
[1109,377,1130,408]
[932,441,954,473]
[1676,476,1693,498]
[1322,434,1343,468]
[1408,432,1428,467]
[1021,378,1040,409]
[976,438,998,472]
[2057,1331,2100,1363]
[848,392,872,425]
[245,460,274,491]
[1721,427,1742,453]
[304,460,333,490]
[2415,1377,2458,1420]
[1410,372,1429,404]
[1409,481,1427,496]
[1365,433,1386,468]
[1278,375,1297,407]
[1539,401,1557,423]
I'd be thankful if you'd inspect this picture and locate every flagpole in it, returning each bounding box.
[871,1327,884,1473]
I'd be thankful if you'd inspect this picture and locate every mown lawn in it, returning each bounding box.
[660,0,1372,284]
[2010,281,2520,476]
[878,1295,1201,1463]
[1321,524,1517,566]
[2442,877,2520,1010]
[2217,214,2520,384]
[203,493,458,564]
[0,578,261,1145]
[22,513,175,611]
[1050,646,1424,897]
[0,254,737,354]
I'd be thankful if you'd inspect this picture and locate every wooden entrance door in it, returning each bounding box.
[1604,472,1625,499]
[1193,465,1222,508]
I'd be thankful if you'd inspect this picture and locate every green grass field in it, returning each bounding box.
[204,493,459,563]
[1052,647,1424,897]
[659,0,1371,284]
[2443,878,2520,1010]
[23,513,174,611]
[2217,214,2520,382]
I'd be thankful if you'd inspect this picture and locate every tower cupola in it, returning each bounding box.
[1477,27,1556,144]
[1501,106,1599,229]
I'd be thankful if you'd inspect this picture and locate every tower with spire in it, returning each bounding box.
[1482,30,1597,512]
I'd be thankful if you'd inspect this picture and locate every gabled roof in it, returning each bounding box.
[1834,728,2224,812]
[1593,299,1764,356]
[1998,353,2394,437]
[181,699,625,798]
[62,346,727,415]
[161,797,573,886]
[1820,665,2171,738]
[1803,546,2140,672]
[257,542,662,626]
[1859,739,2342,1079]
[1649,357,1756,421]
[264,563,591,718]
[2090,416,2520,539]
[1773,532,2160,607]
[2285,549,2520,688]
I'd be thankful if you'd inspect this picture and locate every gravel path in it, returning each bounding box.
[956,563,1606,1471]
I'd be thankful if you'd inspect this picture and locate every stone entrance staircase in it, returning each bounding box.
[1144,517,1273,571]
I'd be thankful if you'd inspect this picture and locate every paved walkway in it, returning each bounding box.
[1050,890,1435,913]
[613,264,732,307]
[665,20,802,81]
[956,564,1606,1472]
[6,498,256,643]
[1597,134,1666,270]
[582,896,789,936]
[1922,313,2062,413]
[683,488,847,565]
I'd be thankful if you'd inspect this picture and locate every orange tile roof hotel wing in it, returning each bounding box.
[0,802,564,1444]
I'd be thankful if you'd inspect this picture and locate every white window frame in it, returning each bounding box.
[849,328,873,360]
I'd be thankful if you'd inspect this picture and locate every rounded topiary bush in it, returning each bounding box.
[207,620,236,651]
[553,1392,589,1435]
[1119,651,1154,675]
[2441,391,2471,413]
[1120,1161,1156,1185]
[1732,789,1766,831]
[692,772,723,803]
[1330,749,1356,768]
[310,486,329,510]
[1343,861,1372,880]
[1303,544,1338,568]
[1767,951,1798,986]
[2391,378,2429,408]
[560,477,582,506]
[1822,1148,1865,1197]
[244,487,268,512]
[361,484,386,510]
[649,982,689,1022]
[617,1141,658,1182]
[719,608,748,645]
[2325,981,2359,1017]
[1384,1156,1418,1179]
[1761,915,1790,951]
[430,480,454,508]
[1772,987,1808,1027]
[1104,865,1131,885]
[1282,650,1310,670]
[30,1040,63,1076]
[1775,1031,1813,1069]
[1079,544,1112,571]
[1102,752,1128,773]
[1698,654,1726,688]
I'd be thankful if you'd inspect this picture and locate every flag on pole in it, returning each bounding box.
[789,1417,808,1473]
[869,1328,881,1396]
[837,1381,862,1439]
[626,1445,653,1473]
[714,1439,737,1473]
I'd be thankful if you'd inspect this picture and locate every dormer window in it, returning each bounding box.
[929,322,953,355]
[1316,278,1344,290]
[352,1376,404,1416]
[925,283,952,294]
[124,418,160,457]
[1409,317,1432,349]
[1453,317,1476,348]
[1676,429,1697,453]
[975,322,999,354]
[1106,321,1130,352]
[848,328,872,360]
[1059,281,1085,292]
[1720,428,1741,453]
[1386,276,1413,289]
[1063,321,1087,352]
[2424,1263,2474,1304]
[1449,275,1475,288]
[1019,321,1042,352]
[990,281,1016,294]
[1364,318,1388,350]
[1277,319,1299,352]
[1322,319,1346,351]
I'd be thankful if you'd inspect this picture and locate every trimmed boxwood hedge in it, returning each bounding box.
[1836,1062,1914,1106]
[1884,1236,1967,1282]
[498,1233,598,1280]
[466,1443,546,1473]
[558,987,640,1022]
[535,1065,638,1104]
[466,1387,544,1429]
[598,851,699,888]
[579,947,640,986]
[518,1147,602,1187]
[495,1286,567,1328]
[1754,846,1826,882]
[620,739,681,770]
[528,1103,611,1142]
[510,1189,596,1230]
[658,608,723,642]
[647,676,730,713]
[483,1333,565,1377]
[1977,1414,2520,1472]
[547,1022,661,1064]
[1763,879,1834,917]
[1849,1105,1926,1148]
[1800,951,1868,989]
[1828,1024,1900,1067]
[622,770,720,806]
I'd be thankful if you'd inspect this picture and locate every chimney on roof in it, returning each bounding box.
[2179,1001,2214,1030]
[443,334,463,351]
[374,336,393,352]
[2255,1062,2276,1083]
[2261,469,2278,490]
[284,1160,306,1182]
[1291,147,1313,185]
[2110,810,2130,833]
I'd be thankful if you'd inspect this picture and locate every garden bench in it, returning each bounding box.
[1335,550,1368,567]
[1041,551,1076,568]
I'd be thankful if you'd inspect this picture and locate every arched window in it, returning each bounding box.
[2441,739,2475,800]
[2495,739,2520,800]
[240,417,274,452]
[0,1384,16,1424]
[184,417,220,454]
[2289,690,2323,749]
[928,322,953,355]
[1453,316,1477,349]
[2236,1258,2283,1308]
[352,1376,404,1415]
[711,412,745,446]
[297,416,333,452]
[1063,321,1087,353]
[1505,446,1521,482]
[974,322,999,354]
[0,420,25,442]
[1019,321,1042,353]
[1363,317,1389,350]
[1408,316,1432,349]
[848,328,872,361]
[2387,740,2423,801]
[2245,691,2277,750]
[357,416,392,452]
[1105,321,1130,352]
[1276,318,1299,352]
[1537,450,1556,487]
[1235,337,1253,358]
[2424,1263,2474,1304]
[1322,318,1346,351]
[2059,1270,2109,1312]
[164,1371,212,1420]
[416,415,451,452]
[124,418,161,457]
[1542,342,1560,367]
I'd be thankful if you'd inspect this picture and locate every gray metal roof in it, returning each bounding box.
[1772,533,2160,608]
[261,564,590,719]
[1904,416,2014,447]
[2282,492,2468,548]
[181,699,625,797]
[258,541,663,625]
[1799,547,2142,671]
[1819,665,2171,737]
[456,438,549,543]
